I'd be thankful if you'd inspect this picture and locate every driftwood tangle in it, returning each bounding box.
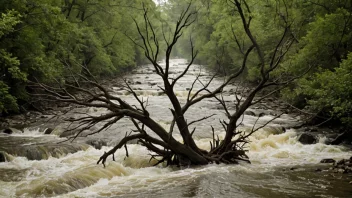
[35,1,306,166]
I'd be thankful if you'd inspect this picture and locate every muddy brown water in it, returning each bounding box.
[1,59,352,198]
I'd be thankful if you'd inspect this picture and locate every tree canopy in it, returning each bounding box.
[0,0,155,113]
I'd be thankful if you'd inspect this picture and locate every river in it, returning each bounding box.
[1,59,352,197]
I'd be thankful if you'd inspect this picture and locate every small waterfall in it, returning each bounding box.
[15,162,129,197]
[0,128,90,161]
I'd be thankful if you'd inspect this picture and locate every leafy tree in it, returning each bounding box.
[0,0,156,113]
[280,1,352,126]
[173,0,307,81]
[299,53,352,126]
[0,10,22,112]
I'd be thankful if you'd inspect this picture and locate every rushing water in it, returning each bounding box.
[1,59,352,198]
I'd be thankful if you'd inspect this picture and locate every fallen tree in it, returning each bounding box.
[34,1,307,166]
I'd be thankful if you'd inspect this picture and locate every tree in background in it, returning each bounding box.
[280,0,352,126]
[0,0,154,113]
[174,0,352,128]
[0,10,22,113]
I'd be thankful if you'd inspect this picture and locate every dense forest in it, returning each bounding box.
[0,0,156,113]
[1,0,351,130]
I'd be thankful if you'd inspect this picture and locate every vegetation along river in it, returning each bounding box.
[1,59,352,197]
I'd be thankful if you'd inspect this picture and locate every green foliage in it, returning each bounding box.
[0,81,18,113]
[173,0,304,80]
[0,10,22,112]
[278,2,352,126]
[299,52,352,125]
[0,0,156,113]
[285,8,352,74]
[0,10,21,37]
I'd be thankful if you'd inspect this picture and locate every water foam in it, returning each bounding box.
[8,128,60,138]
[247,129,352,167]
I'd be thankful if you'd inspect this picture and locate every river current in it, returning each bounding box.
[1,59,352,197]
